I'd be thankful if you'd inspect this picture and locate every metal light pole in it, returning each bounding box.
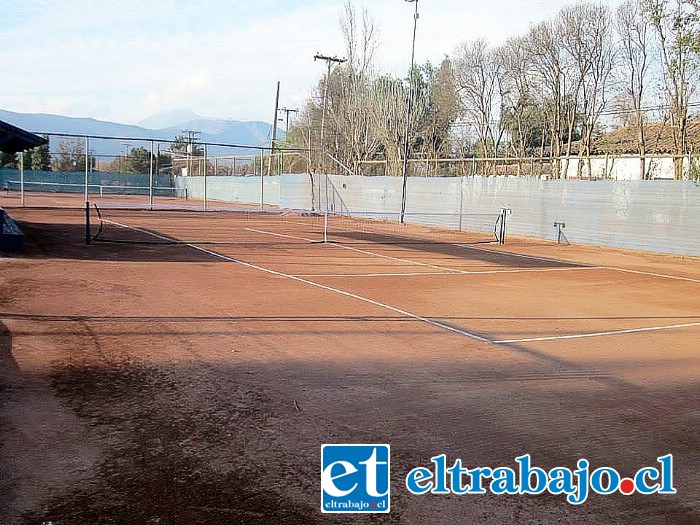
[399,0,419,224]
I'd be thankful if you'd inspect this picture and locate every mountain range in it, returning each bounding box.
[0,108,278,157]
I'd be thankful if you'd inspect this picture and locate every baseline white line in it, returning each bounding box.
[109,220,492,343]
[458,244,700,284]
[494,321,700,344]
[607,266,700,284]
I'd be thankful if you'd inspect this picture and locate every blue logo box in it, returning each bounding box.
[321,444,391,513]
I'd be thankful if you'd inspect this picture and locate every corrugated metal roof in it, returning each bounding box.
[0,119,48,154]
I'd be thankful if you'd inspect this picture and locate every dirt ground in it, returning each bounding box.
[1,200,698,524]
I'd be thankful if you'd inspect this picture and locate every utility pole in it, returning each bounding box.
[267,81,281,178]
[182,129,200,177]
[278,107,299,140]
[314,53,346,171]
[400,0,419,224]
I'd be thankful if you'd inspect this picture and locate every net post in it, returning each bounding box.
[323,211,328,243]
[149,140,154,210]
[85,200,91,245]
[19,153,25,207]
[499,208,509,244]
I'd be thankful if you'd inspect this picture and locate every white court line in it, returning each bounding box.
[245,227,465,273]
[107,219,492,343]
[246,227,604,277]
[292,272,456,277]
[606,266,700,284]
[292,267,605,278]
[460,244,700,284]
[106,220,698,347]
[494,321,700,344]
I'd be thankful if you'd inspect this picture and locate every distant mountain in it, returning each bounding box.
[0,109,277,157]
[138,109,204,130]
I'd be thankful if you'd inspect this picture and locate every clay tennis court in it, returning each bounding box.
[1,194,698,524]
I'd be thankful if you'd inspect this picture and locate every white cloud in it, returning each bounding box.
[0,0,624,125]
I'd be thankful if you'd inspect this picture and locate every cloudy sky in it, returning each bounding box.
[1,0,623,126]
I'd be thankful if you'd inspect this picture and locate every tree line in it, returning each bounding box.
[289,0,699,179]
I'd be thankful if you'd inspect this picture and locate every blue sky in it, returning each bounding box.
[0,0,623,126]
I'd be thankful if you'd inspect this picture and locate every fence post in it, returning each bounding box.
[458,176,464,231]
[84,136,90,202]
[203,144,208,210]
[259,149,264,210]
[149,140,154,210]
[85,201,91,245]
[19,151,25,207]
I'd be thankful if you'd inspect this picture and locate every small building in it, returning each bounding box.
[561,120,700,180]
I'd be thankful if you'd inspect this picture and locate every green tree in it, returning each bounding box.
[124,147,152,173]
[30,138,51,171]
[52,139,87,172]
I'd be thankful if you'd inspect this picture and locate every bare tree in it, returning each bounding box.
[367,75,430,176]
[560,2,616,178]
[497,36,537,161]
[644,0,699,179]
[454,40,503,159]
[617,0,651,179]
[526,20,567,176]
[416,58,460,174]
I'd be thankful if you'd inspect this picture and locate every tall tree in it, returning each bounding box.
[644,0,699,179]
[526,20,567,174]
[617,0,651,179]
[30,139,51,171]
[417,58,460,173]
[52,139,87,172]
[560,2,616,178]
[454,39,503,158]
[497,36,540,160]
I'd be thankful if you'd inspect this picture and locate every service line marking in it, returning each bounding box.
[493,321,700,344]
[292,267,605,278]
[107,219,492,343]
[103,220,700,347]
[245,227,465,273]
[246,227,603,277]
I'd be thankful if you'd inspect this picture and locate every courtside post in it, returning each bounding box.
[84,136,90,202]
[499,208,510,244]
[85,201,91,245]
[149,140,154,210]
[203,143,208,211]
[323,211,328,243]
[19,152,25,207]
[458,176,464,231]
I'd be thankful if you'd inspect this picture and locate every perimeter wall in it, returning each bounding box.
[176,174,700,256]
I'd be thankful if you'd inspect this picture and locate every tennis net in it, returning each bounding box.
[4,180,186,199]
[85,202,508,247]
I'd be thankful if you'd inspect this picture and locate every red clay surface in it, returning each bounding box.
[1,194,699,524]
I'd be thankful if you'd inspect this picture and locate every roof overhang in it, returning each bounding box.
[0,119,48,154]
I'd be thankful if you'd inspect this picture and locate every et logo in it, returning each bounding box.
[321,444,390,513]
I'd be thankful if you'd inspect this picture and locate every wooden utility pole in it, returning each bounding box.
[314,53,346,171]
[267,81,281,178]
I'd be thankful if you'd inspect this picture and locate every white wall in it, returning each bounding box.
[560,156,680,180]
[176,174,700,256]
